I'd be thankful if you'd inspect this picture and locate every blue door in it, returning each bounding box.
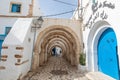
[98,28,119,80]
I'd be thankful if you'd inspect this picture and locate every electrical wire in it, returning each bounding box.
[43,9,75,17]
[41,0,77,17]
[42,0,84,18]
[53,0,77,6]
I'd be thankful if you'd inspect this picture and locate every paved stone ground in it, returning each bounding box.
[23,56,89,80]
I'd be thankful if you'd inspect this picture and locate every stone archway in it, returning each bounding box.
[32,25,81,70]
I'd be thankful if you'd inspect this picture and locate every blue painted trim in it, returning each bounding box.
[0,34,6,40]
[5,27,11,35]
[0,34,5,59]
[0,26,11,59]
[0,26,11,36]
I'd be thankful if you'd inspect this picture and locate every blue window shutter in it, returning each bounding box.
[12,4,16,12]
[5,27,11,35]
[11,4,21,13]
[16,4,21,12]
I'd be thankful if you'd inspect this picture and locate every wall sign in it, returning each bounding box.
[85,1,115,29]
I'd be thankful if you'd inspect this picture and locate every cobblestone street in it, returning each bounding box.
[23,56,89,80]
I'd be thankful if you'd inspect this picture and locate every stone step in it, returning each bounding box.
[74,77,89,80]
[86,72,115,80]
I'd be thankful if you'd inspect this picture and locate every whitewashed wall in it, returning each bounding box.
[0,1,42,79]
[0,0,31,16]
[0,18,17,34]
[0,18,34,80]
[0,0,42,34]
[83,0,120,71]
[33,0,42,16]
[0,0,41,16]
[73,0,120,71]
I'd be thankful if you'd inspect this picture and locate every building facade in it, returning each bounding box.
[1,0,120,80]
[0,0,41,80]
[73,0,120,79]
[0,0,41,34]
[0,0,41,56]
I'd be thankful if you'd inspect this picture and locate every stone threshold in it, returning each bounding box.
[86,72,115,80]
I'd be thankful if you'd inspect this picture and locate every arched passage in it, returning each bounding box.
[45,35,72,62]
[32,25,81,69]
[47,40,67,57]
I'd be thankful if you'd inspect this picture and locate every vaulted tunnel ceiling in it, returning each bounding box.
[34,25,81,67]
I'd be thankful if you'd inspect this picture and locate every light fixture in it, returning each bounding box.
[32,16,44,29]
[37,16,44,27]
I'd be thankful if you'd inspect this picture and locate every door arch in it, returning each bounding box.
[97,28,119,79]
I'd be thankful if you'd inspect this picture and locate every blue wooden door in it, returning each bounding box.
[98,28,119,80]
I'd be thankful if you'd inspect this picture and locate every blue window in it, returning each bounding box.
[11,4,21,13]
[5,27,11,35]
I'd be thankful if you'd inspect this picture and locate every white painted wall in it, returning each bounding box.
[0,1,42,79]
[0,18,34,80]
[0,0,42,34]
[33,0,42,16]
[84,0,120,72]
[0,0,31,16]
[72,0,120,72]
[0,0,42,16]
[0,18,17,34]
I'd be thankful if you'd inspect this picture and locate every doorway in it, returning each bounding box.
[52,46,62,57]
[97,28,119,79]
